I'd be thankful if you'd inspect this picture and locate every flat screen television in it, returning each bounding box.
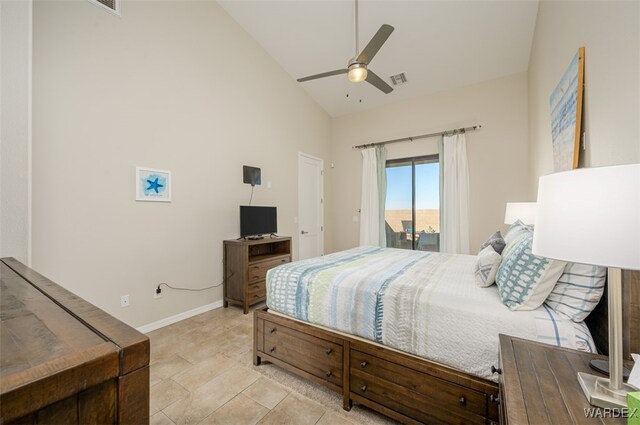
[240,206,277,238]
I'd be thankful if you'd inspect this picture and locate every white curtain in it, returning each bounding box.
[441,133,470,254]
[360,146,387,247]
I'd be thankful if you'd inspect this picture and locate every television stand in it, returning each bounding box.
[223,236,292,314]
[247,235,264,240]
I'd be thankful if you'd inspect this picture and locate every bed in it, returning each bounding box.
[253,247,638,424]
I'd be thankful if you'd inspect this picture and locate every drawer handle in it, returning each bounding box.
[325,371,332,378]
[270,347,276,353]
[253,276,260,280]
[360,385,367,392]
[360,361,367,368]
[491,365,502,375]
[490,394,500,405]
[254,294,261,298]
[281,259,286,263]
[253,265,259,269]
[325,348,332,355]
[269,328,276,334]
[459,397,466,407]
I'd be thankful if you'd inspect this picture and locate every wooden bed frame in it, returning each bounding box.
[254,270,639,425]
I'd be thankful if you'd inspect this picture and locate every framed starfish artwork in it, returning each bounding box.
[136,167,171,202]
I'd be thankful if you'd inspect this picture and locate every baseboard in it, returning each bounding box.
[136,300,224,334]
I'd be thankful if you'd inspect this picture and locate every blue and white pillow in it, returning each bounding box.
[544,263,606,322]
[496,229,567,310]
[503,220,530,245]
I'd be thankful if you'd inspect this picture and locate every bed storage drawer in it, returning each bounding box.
[350,348,490,424]
[263,320,343,388]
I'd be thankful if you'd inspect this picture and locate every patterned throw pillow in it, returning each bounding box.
[503,220,530,245]
[544,263,606,322]
[479,231,506,255]
[496,229,567,310]
[474,245,502,287]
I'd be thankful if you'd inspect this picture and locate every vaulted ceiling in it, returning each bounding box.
[219,0,539,117]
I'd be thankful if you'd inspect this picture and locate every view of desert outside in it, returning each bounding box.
[385,159,440,251]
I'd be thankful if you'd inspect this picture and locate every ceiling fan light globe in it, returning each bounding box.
[348,65,368,83]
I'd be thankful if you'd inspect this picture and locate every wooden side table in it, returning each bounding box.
[497,334,632,424]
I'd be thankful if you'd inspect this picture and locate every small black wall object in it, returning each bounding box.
[243,166,261,186]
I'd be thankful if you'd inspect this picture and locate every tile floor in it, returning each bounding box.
[148,306,397,425]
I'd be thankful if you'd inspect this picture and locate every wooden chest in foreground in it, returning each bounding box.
[0,258,150,424]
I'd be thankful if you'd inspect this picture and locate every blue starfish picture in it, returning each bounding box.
[136,167,171,202]
[146,177,164,193]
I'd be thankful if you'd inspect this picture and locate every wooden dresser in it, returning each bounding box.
[223,237,291,314]
[497,334,631,424]
[0,258,150,425]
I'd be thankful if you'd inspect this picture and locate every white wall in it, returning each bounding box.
[329,72,530,253]
[1,0,31,264]
[32,0,331,328]
[528,0,640,195]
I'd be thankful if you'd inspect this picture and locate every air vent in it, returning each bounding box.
[88,0,120,15]
[389,73,408,86]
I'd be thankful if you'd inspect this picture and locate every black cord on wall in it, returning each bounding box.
[155,272,232,295]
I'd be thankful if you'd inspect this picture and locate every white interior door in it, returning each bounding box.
[298,153,323,260]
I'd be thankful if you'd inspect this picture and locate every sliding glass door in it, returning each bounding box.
[385,155,440,251]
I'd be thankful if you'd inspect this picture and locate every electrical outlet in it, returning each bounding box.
[154,287,162,299]
[120,294,130,308]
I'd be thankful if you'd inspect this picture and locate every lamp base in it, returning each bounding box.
[578,372,635,409]
[589,359,631,380]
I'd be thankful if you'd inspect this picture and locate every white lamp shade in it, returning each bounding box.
[504,202,537,225]
[532,164,640,270]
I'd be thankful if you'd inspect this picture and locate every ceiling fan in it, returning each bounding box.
[297,0,395,94]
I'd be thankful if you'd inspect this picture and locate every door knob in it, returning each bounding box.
[301,230,309,235]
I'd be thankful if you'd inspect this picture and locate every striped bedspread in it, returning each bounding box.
[266,247,595,382]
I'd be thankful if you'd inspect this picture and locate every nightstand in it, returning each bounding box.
[497,334,630,424]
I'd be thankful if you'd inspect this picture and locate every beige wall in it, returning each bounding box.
[1,0,31,264]
[528,1,640,195]
[328,72,530,253]
[32,0,331,328]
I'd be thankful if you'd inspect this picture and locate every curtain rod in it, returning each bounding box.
[352,125,482,150]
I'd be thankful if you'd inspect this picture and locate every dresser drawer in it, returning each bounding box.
[263,320,342,387]
[249,256,290,281]
[248,281,266,301]
[350,350,487,423]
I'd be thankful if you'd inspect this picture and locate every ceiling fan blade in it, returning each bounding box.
[356,24,394,65]
[297,69,348,82]
[365,69,393,94]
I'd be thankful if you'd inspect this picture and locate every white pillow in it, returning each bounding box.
[544,263,606,322]
[496,230,567,310]
[474,245,502,287]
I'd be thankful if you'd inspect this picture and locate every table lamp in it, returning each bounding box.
[504,202,537,225]
[532,163,640,408]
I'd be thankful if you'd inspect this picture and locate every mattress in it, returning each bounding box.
[266,246,596,382]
